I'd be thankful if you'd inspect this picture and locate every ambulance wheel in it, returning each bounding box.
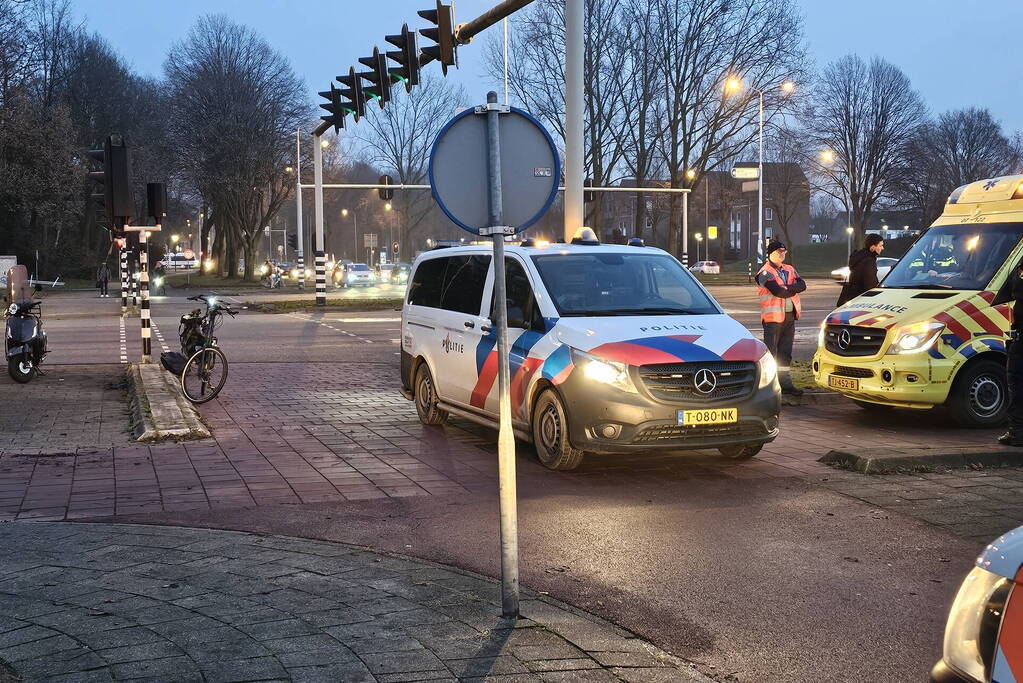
[532,389,585,471]
[414,363,448,426]
[948,359,1008,428]
[852,400,893,412]
[718,443,763,460]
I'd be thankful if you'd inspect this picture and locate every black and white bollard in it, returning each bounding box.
[315,251,326,306]
[139,231,151,362]
[120,248,128,315]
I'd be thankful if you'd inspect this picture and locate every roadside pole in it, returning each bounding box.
[296,129,305,290]
[123,225,162,363]
[312,131,326,307]
[682,191,689,266]
[120,247,127,315]
[564,0,584,242]
[483,91,519,618]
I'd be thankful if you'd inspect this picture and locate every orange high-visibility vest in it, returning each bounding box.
[757,262,802,323]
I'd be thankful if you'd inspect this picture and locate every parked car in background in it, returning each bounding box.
[689,261,721,275]
[376,263,395,283]
[830,257,898,283]
[341,263,375,288]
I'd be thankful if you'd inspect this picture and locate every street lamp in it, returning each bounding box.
[846,226,854,255]
[725,76,796,263]
[320,138,330,149]
[695,233,704,262]
[819,149,851,238]
[341,208,359,262]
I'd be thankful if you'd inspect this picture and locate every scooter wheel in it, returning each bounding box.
[8,356,35,383]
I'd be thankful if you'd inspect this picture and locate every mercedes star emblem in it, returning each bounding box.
[694,368,717,394]
[838,328,852,350]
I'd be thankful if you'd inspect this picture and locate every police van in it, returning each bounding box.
[399,234,782,470]
[814,175,1023,426]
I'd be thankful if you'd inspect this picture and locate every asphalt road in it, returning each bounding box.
[24,285,969,681]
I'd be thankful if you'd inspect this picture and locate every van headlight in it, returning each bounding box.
[580,354,637,393]
[887,321,944,354]
[940,566,1012,682]
[758,353,778,389]
[818,321,826,348]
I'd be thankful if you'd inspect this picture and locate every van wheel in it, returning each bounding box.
[718,443,762,460]
[414,363,448,425]
[531,389,585,471]
[948,359,1008,428]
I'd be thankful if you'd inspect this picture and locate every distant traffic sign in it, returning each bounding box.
[731,166,759,180]
[708,225,718,240]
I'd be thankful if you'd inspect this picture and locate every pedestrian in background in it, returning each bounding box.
[757,240,806,396]
[96,261,111,298]
[837,233,885,306]
[993,258,1023,446]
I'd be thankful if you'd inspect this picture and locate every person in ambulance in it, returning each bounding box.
[814,176,1023,428]
[399,234,782,471]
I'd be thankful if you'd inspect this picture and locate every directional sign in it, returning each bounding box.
[708,225,718,240]
[364,233,378,248]
[731,166,759,180]
[429,106,560,235]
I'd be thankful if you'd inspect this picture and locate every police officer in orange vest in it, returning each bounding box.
[757,240,806,396]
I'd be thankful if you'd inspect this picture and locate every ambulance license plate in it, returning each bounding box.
[678,408,738,426]
[828,375,859,391]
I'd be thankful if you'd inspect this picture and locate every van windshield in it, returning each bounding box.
[530,252,719,316]
[883,222,1023,290]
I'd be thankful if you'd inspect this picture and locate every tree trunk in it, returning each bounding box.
[667,194,679,256]
[634,191,646,241]
[244,238,257,281]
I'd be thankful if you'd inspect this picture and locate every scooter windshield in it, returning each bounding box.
[882,222,1023,290]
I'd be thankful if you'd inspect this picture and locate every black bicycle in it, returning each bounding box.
[178,294,236,403]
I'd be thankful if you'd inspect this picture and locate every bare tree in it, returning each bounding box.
[484,0,630,233]
[805,55,927,240]
[763,125,810,254]
[353,74,465,259]
[653,0,806,258]
[165,15,311,279]
[891,108,1019,225]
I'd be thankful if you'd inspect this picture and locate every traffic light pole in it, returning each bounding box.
[120,247,128,315]
[563,0,584,243]
[295,129,305,290]
[123,225,162,363]
[312,131,327,307]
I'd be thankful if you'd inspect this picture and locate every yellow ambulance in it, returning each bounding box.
[813,175,1023,427]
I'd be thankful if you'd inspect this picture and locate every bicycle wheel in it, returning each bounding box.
[180,347,229,404]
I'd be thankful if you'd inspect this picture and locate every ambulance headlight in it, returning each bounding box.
[888,321,944,354]
[757,353,778,389]
[940,566,1011,682]
[580,354,637,393]
[818,321,826,348]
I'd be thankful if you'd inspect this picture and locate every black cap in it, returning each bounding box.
[766,240,787,257]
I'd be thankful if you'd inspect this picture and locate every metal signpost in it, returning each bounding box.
[430,92,560,618]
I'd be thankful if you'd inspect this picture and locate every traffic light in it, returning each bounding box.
[418,1,456,75]
[337,66,366,122]
[392,241,399,255]
[87,135,134,234]
[287,233,298,249]
[379,175,394,201]
[385,24,420,93]
[584,178,596,203]
[358,47,391,108]
[146,183,167,222]
[318,82,347,133]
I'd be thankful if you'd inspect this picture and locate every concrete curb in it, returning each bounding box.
[126,363,210,442]
[820,445,1023,474]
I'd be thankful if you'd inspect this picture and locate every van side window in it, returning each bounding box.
[440,255,491,314]
[494,259,544,331]
[408,257,448,308]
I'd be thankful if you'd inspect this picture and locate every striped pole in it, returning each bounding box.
[315,251,326,305]
[120,247,128,314]
[313,132,326,307]
[130,249,138,309]
[296,129,305,290]
[139,230,151,362]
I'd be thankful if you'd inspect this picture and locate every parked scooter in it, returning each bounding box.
[4,290,46,383]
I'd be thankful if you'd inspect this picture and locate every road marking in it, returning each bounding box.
[330,317,401,323]
[151,320,171,354]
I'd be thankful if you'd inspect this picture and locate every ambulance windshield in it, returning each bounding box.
[531,252,719,316]
[883,222,1023,290]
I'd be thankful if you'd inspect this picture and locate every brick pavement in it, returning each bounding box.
[2,362,1022,542]
[0,522,708,682]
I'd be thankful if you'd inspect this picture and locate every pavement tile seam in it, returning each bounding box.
[0,523,709,683]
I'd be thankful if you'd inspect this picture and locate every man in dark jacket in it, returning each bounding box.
[993,259,1023,446]
[837,234,884,306]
